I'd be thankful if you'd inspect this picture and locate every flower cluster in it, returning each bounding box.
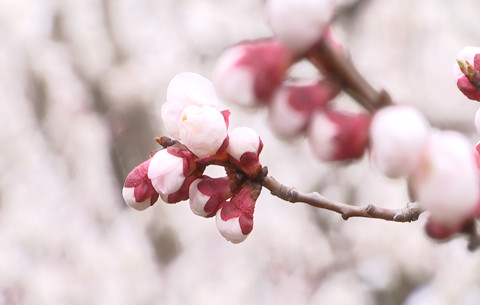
[123,73,264,243]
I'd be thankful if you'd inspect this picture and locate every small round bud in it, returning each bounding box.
[122,159,159,211]
[265,0,334,54]
[268,79,339,139]
[369,105,430,178]
[189,176,233,217]
[308,110,370,161]
[410,131,480,227]
[227,127,263,178]
[213,38,292,107]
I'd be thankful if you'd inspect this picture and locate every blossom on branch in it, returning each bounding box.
[268,79,339,139]
[227,127,263,178]
[308,110,370,161]
[161,72,220,139]
[265,0,334,54]
[122,159,159,211]
[369,105,430,178]
[213,38,292,107]
[216,182,261,244]
[189,176,234,218]
[147,147,195,197]
[410,131,480,235]
[179,105,229,158]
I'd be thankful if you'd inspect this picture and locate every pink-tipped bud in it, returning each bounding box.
[308,110,370,161]
[122,159,159,211]
[161,72,220,139]
[213,38,292,107]
[455,46,480,102]
[369,105,430,178]
[424,217,466,240]
[265,0,334,54]
[410,131,480,227]
[227,127,263,178]
[147,147,194,196]
[268,79,340,139]
[215,183,261,244]
[189,176,233,217]
[179,105,229,158]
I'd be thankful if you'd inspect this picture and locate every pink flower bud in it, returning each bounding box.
[147,147,193,196]
[215,183,261,244]
[268,79,339,139]
[122,159,159,211]
[265,0,334,54]
[369,105,430,178]
[179,105,228,158]
[160,175,198,204]
[410,131,480,227]
[424,217,466,240]
[227,127,263,178]
[308,110,370,161]
[212,38,292,107]
[189,176,233,217]
[454,46,480,101]
[161,72,220,139]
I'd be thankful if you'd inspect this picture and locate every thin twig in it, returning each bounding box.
[262,175,422,222]
[307,37,392,112]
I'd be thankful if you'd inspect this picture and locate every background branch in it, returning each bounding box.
[262,175,422,222]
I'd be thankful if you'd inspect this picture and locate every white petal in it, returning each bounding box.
[307,111,338,161]
[179,105,228,158]
[227,127,260,161]
[188,179,210,217]
[266,0,333,53]
[162,72,219,139]
[212,47,256,107]
[475,107,480,135]
[412,131,479,226]
[147,149,185,194]
[369,105,430,178]
[454,46,480,79]
[215,210,248,244]
[122,187,151,211]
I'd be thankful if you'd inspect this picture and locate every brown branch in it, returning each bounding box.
[262,175,422,222]
[307,37,392,112]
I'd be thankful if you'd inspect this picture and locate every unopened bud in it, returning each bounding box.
[122,159,159,211]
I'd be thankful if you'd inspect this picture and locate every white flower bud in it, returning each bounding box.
[122,159,159,211]
[161,72,219,139]
[369,105,430,178]
[147,149,186,195]
[227,127,261,161]
[411,131,479,226]
[265,0,334,53]
[179,105,228,158]
[216,209,248,244]
[189,179,210,217]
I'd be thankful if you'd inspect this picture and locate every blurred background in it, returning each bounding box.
[1,0,480,304]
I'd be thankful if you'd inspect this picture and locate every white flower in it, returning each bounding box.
[265,0,334,53]
[215,209,248,244]
[369,105,430,178]
[188,179,210,217]
[179,105,228,158]
[227,127,261,161]
[410,131,479,226]
[161,72,219,139]
[147,149,186,195]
